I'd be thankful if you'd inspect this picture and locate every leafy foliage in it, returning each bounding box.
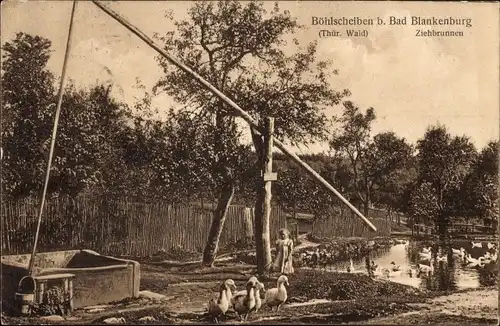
[411,125,478,234]
[464,141,499,220]
[330,102,414,215]
[2,33,57,198]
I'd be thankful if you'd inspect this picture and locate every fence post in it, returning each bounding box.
[243,207,253,241]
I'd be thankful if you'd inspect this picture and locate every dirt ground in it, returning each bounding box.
[3,262,497,325]
[352,287,498,325]
[2,235,498,325]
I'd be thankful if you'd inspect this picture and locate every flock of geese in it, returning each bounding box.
[300,239,498,280]
[379,240,499,279]
[207,275,289,323]
[416,241,498,272]
[298,240,378,269]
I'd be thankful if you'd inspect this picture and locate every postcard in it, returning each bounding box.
[1,1,498,325]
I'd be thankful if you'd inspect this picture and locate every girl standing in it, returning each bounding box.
[271,228,294,275]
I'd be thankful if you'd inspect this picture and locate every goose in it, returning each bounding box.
[417,263,433,276]
[232,276,259,301]
[479,255,491,264]
[207,279,236,323]
[253,282,265,313]
[465,254,485,266]
[347,258,355,273]
[379,267,391,278]
[233,279,257,321]
[379,263,402,278]
[471,241,482,248]
[390,261,401,272]
[264,275,289,312]
[418,251,432,260]
[490,252,498,261]
[452,247,466,258]
[346,258,364,274]
[437,254,448,263]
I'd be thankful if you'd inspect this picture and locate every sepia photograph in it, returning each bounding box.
[1,0,498,324]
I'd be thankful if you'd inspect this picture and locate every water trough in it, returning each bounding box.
[1,249,140,314]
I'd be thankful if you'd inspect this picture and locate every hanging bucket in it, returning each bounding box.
[15,276,36,316]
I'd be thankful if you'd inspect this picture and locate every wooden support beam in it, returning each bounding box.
[261,117,275,273]
[91,0,377,232]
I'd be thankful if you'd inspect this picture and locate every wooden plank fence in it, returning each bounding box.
[1,196,287,257]
[312,207,392,239]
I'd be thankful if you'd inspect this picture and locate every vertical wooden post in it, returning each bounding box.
[293,202,298,242]
[262,117,276,274]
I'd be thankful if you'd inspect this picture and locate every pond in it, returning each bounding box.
[309,238,498,291]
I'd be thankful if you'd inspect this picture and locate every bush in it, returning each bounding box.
[287,269,423,301]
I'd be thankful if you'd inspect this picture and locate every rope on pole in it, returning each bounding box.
[28,0,78,276]
[90,1,377,232]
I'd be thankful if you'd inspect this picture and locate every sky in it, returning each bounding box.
[2,0,499,154]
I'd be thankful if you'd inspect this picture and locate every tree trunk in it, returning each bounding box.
[363,201,370,219]
[437,212,447,241]
[202,181,235,266]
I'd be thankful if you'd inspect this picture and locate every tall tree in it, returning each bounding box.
[53,84,131,197]
[464,141,499,226]
[364,132,415,214]
[1,33,138,199]
[412,125,477,237]
[154,0,346,269]
[330,102,413,216]
[1,33,56,198]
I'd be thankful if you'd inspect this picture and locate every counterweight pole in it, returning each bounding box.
[91,0,377,232]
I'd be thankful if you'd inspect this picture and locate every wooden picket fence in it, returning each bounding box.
[1,196,287,257]
[312,207,392,239]
[1,196,395,257]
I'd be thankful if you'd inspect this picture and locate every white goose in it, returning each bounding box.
[437,254,448,263]
[452,247,466,258]
[418,251,432,260]
[379,262,402,278]
[465,254,486,267]
[471,241,482,248]
[417,261,434,276]
[252,282,265,313]
[233,279,257,321]
[232,276,260,310]
[207,279,237,323]
[346,258,364,274]
[264,275,289,312]
[490,252,498,261]
[233,276,259,297]
[421,246,432,254]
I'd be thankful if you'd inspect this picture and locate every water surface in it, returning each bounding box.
[316,238,497,291]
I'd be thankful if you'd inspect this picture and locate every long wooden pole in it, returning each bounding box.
[91,0,377,232]
[28,0,78,276]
